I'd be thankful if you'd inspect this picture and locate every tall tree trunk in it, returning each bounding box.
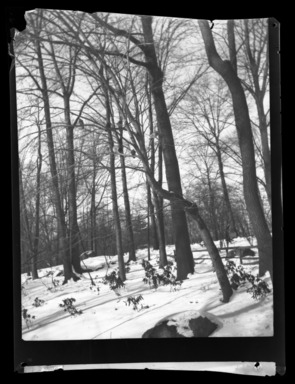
[117,127,136,262]
[102,78,126,281]
[63,96,83,274]
[150,192,159,249]
[147,182,151,261]
[90,182,97,254]
[216,146,238,237]
[107,123,126,281]
[256,97,272,207]
[156,141,167,254]
[152,192,168,267]
[199,20,272,280]
[146,74,160,251]
[206,170,219,240]
[19,164,34,276]
[33,27,75,283]
[244,20,272,207]
[141,16,194,279]
[31,124,43,280]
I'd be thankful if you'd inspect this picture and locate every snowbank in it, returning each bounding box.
[21,238,273,340]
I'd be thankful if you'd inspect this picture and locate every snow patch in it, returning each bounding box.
[21,238,273,340]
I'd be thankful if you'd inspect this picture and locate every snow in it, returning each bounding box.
[21,238,273,340]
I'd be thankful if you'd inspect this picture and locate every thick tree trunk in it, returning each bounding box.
[141,16,194,280]
[199,20,272,280]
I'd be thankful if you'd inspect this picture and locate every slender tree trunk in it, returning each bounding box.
[206,170,219,240]
[199,20,272,280]
[63,97,83,274]
[19,164,34,276]
[141,16,194,279]
[107,125,126,281]
[244,20,272,207]
[150,193,159,249]
[147,182,158,249]
[157,141,166,252]
[216,147,238,237]
[146,74,160,251]
[152,192,168,267]
[117,129,136,262]
[102,80,126,280]
[90,182,97,253]
[256,97,272,206]
[147,182,151,261]
[34,31,75,283]
[31,124,43,279]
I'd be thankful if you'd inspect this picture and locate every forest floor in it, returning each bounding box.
[21,237,273,340]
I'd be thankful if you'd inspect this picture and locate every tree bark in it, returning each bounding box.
[19,164,34,276]
[199,20,272,279]
[63,96,83,274]
[32,123,43,279]
[102,80,126,281]
[33,27,75,283]
[141,16,194,280]
[244,20,272,207]
[216,146,238,237]
[117,127,136,262]
[90,180,97,254]
[157,141,166,253]
[108,124,126,281]
[205,165,219,240]
[146,75,160,251]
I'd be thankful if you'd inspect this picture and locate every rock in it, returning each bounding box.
[188,316,218,337]
[142,310,221,338]
[142,321,185,338]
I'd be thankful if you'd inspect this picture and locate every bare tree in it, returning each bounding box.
[242,19,271,207]
[198,19,272,279]
[182,77,239,238]
[46,36,84,275]
[17,11,79,282]
[100,67,126,281]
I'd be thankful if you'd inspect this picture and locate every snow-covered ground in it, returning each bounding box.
[21,237,273,340]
